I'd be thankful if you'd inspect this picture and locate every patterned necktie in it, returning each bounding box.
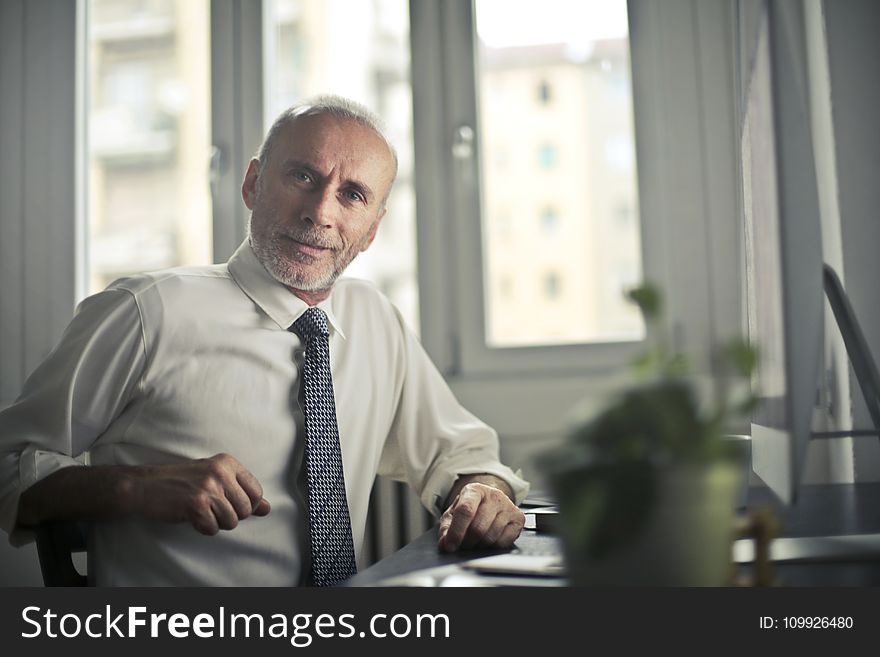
[291,307,357,586]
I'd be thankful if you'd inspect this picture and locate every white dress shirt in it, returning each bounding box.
[0,241,528,586]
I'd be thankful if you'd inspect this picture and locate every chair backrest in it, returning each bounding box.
[35,521,88,586]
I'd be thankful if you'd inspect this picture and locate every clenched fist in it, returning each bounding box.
[126,453,271,535]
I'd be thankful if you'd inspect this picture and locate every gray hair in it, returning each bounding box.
[255,94,399,178]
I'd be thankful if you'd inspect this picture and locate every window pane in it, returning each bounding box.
[86,0,212,295]
[263,0,419,334]
[476,0,644,347]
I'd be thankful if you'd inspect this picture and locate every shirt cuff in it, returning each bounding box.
[6,448,84,546]
[421,457,530,517]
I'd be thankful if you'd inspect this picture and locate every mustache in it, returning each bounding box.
[278,230,339,250]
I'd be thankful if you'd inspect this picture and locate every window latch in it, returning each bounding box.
[452,124,475,160]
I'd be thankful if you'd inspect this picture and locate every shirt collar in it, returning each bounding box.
[227,240,347,339]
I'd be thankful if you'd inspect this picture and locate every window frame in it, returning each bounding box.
[409,0,743,385]
[73,0,259,297]
[2,0,741,400]
[210,0,264,263]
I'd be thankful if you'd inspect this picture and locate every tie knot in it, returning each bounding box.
[292,307,329,340]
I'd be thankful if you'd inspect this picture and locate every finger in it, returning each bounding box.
[236,468,265,513]
[202,454,250,519]
[440,488,482,552]
[436,507,456,549]
[495,521,524,549]
[224,480,255,520]
[253,498,271,516]
[210,495,240,531]
[480,513,511,547]
[459,507,498,549]
[188,498,220,536]
[460,486,520,549]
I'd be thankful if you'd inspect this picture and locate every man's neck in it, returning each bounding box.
[288,286,332,307]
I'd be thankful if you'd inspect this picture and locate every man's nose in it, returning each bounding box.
[300,187,337,228]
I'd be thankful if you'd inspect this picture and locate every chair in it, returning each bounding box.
[35,521,88,586]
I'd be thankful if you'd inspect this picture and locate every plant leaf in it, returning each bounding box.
[626,284,662,323]
[720,339,759,377]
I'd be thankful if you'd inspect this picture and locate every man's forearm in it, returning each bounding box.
[16,464,143,528]
[443,473,514,511]
[16,454,270,536]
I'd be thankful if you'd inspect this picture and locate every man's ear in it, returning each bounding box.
[241,158,261,210]
[361,207,387,252]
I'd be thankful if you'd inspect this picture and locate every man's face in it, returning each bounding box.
[243,113,396,293]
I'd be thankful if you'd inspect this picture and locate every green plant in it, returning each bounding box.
[540,283,759,563]
[563,283,759,466]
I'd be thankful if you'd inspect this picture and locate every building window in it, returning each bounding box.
[537,143,558,170]
[537,78,552,105]
[543,272,561,299]
[540,206,560,235]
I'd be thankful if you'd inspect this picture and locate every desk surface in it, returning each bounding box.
[349,483,880,587]
[348,528,562,587]
[746,482,880,585]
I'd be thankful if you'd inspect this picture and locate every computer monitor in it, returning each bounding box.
[740,0,880,506]
[740,0,824,506]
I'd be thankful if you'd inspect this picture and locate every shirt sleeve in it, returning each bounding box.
[377,308,530,517]
[0,287,146,545]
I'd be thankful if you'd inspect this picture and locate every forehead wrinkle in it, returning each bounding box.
[275,115,394,201]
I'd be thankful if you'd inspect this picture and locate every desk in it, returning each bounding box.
[745,482,880,586]
[349,483,880,586]
[348,527,561,586]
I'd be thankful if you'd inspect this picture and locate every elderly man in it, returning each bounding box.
[0,96,528,586]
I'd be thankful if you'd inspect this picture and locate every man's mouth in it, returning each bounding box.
[283,236,333,257]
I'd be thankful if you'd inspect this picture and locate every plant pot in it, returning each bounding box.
[551,458,743,586]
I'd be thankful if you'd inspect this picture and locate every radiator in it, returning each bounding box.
[362,477,435,567]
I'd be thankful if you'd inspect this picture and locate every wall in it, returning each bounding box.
[823,0,880,480]
[0,0,78,585]
[0,0,78,403]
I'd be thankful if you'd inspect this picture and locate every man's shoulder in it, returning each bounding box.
[331,277,404,328]
[333,276,383,296]
[106,263,232,298]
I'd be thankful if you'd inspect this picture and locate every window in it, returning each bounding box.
[85,0,212,294]
[475,0,643,349]
[263,0,419,333]
[74,0,736,385]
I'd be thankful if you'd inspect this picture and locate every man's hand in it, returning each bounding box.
[437,479,525,552]
[128,453,271,535]
[17,453,270,536]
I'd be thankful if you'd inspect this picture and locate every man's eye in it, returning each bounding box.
[293,171,312,183]
[345,190,365,203]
